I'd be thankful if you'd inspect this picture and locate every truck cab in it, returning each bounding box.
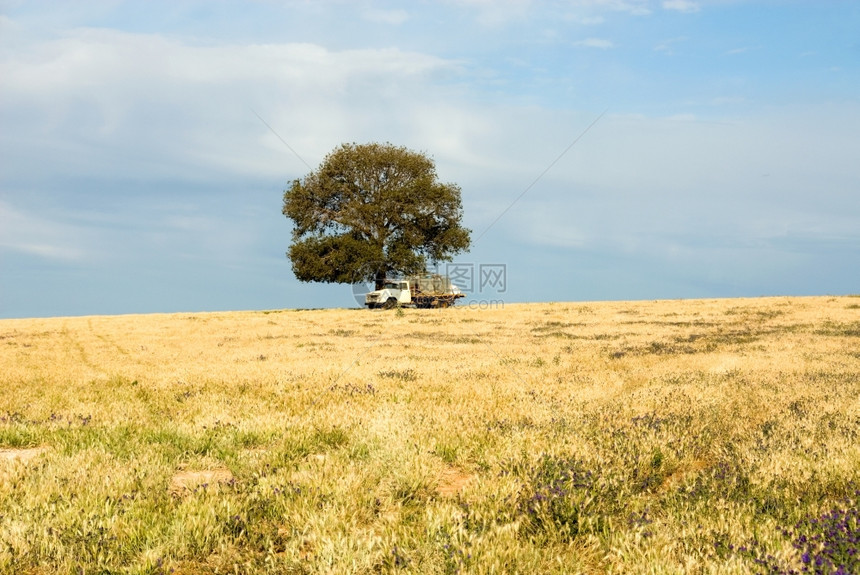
[365,280,412,309]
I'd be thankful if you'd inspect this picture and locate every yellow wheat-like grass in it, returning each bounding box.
[1,297,858,573]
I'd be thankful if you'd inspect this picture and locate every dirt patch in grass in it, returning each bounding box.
[659,459,710,493]
[0,446,48,463]
[436,466,475,497]
[169,468,234,497]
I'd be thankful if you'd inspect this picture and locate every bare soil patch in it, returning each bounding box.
[436,466,474,497]
[168,468,234,497]
[659,459,711,493]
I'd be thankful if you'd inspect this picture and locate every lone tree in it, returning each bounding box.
[283,142,471,288]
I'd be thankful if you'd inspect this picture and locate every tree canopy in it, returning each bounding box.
[283,142,471,286]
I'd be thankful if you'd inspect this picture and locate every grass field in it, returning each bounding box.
[1,296,858,574]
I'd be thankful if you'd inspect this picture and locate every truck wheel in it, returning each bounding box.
[383,298,397,310]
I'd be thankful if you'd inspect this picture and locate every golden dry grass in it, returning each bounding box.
[0,447,48,463]
[1,296,858,573]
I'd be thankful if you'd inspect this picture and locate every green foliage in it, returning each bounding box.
[283,142,471,284]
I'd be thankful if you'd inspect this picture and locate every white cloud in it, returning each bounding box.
[654,36,688,54]
[518,202,588,249]
[361,9,409,25]
[535,109,859,247]
[710,96,746,106]
[0,27,463,183]
[662,0,700,13]
[447,0,534,27]
[574,0,651,16]
[441,103,860,277]
[565,14,605,25]
[0,200,90,261]
[574,37,614,49]
[7,24,856,263]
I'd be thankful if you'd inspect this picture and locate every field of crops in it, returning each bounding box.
[1,296,858,574]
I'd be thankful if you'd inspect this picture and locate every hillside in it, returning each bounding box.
[1,297,858,573]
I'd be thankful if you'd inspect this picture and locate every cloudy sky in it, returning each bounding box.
[1,0,858,318]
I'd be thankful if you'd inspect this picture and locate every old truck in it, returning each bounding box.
[365,274,465,309]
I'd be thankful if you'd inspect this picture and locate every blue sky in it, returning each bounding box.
[1,0,858,318]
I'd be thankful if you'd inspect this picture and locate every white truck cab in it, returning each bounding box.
[365,280,412,309]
